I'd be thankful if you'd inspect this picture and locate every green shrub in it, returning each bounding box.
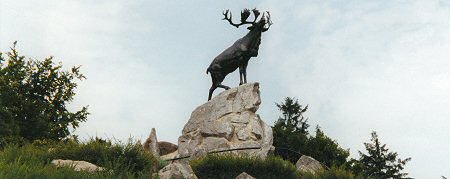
[47,138,155,176]
[190,153,301,179]
[0,138,157,178]
[0,135,27,149]
[300,166,363,179]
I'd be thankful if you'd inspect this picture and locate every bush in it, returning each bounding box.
[0,42,88,144]
[190,153,301,179]
[300,166,363,179]
[0,137,157,178]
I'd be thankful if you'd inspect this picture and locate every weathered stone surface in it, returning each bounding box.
[51,159,105,172]
[160,150,179,161]
[200,121,234,140]
[236,172,256,179]
[178,83,273,158]
[143,128,160,158]
[158,161,197,179]
[296,155,323,174]
[158,141,178,156]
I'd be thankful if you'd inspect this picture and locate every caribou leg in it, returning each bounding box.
[239,63,246,85]
[209,74,219,101]
[217,84,230,89]
[239,60,249,85]
[208,85,217,101]
[243,61,248,84]
[208,84,230,101]
[243,69,247,84]
[209,72,231,100]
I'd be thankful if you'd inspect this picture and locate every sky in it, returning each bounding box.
[1,0,450,177]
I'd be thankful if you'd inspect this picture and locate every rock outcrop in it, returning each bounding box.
[51,159,105,172]
[178,83,274,158]
[295,155,323,174]
[143,128,160,158]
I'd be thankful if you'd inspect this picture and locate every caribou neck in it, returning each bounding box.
[239,30,261,50]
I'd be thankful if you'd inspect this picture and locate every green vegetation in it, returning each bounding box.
[273,97,350,167]
[0,138,157,178]
[0,42,88,147]
[190,153,367,179]
[190,153,301,179]
[272,97,411,178]
[350,131,411,178]
[301,166,363,179]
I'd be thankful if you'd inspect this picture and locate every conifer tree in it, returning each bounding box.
[353,131,411,178]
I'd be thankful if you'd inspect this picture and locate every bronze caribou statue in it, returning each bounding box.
[206,9,272,100]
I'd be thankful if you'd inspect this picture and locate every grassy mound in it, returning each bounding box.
[190,153,301,179]
[0,138,157,178]
[300,166,363,179]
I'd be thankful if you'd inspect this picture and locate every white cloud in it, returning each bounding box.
[259,0,450,177]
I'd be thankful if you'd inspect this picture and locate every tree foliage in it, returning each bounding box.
[273,97,309,163]
[304,127,350,167]
[352,131,411,178]
[0,42,88,146]
[274,97,309,135]
[272,97,349,167]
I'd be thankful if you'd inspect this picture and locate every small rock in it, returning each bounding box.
[236,172,256,179]
[51,159,105,172]
[295,155,323,174]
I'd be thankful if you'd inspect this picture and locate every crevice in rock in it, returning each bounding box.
[226,91,238,100]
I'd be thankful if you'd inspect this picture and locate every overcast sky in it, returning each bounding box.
[1,0,450,177]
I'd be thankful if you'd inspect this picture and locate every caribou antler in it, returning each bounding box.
[222,9,259,28]
[252,9,261,23]
[262,11,273,32]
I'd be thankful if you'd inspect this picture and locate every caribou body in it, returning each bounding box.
[207,9,272,100]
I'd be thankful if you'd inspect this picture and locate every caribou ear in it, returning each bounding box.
[247,26,254,30]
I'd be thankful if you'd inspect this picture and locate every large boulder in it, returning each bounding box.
[158,160,197,179]
[178,83,274,158]
[51,159,105,172]
[295,155,323,174]
[158,141,178,156]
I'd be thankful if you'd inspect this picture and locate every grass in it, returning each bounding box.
[190,153,362,179]
[0,137,158,178]
[0,137,361,179]
[190,153,302,179]
[300,166,364,179]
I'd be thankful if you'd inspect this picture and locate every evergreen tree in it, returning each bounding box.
[272,97,349,167]
[274,97,309,134]
[0,42,88,147]
[353,131,411,178]
[272,97,309,163]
